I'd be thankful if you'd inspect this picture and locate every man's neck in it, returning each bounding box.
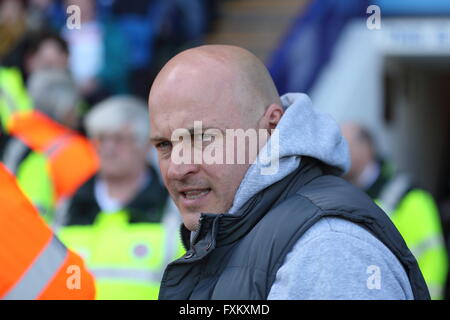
[101,169,147,205]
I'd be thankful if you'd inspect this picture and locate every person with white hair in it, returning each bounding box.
[58,95,182,300]
[3,69,82,172]
[27,68,80,129]
[0,68,98,224]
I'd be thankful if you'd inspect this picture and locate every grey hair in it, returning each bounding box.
[27,69,79,121]
[84,95,150,146]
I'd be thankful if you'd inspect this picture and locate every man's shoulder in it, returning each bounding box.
[296,217,399,260]
[250,174,386,260]
[268,216,414,299]
[294,174,381,214]
[258,173,384,236]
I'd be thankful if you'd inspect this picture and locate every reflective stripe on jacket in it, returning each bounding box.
[59,208,184,300]
[0,163,96,300]
[8,110,99,201]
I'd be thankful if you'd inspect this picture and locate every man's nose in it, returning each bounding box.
[97,140,116,155]
[166,161,200,181]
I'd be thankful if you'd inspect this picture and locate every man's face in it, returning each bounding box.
[93,127,147,179]
[26,39,68,74]
[341,124,373,184]
[149,71,256,231]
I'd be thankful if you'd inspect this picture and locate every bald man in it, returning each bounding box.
[148,45,429,300]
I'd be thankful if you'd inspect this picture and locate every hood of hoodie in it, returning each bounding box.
[228,92,350,214]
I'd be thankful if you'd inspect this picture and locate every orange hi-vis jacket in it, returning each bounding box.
[7,110,99,202]
[0,163,96,299]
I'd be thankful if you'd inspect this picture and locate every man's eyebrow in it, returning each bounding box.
[149,136,168,144]
[185,127,225,135]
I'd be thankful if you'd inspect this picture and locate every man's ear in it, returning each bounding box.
[263,103,284,131]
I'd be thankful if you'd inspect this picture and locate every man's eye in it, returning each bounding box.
[156,141,172,150]
[194,133,213,143]
[202,133,214,141]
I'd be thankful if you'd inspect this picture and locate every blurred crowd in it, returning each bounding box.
[0,0,221,104]
[0,0,224,300]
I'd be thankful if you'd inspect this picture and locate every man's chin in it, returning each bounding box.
[181,211,202,232]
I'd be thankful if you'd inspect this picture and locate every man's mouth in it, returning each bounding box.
[181,189,211,200]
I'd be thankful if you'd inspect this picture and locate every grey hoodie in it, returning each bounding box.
[230,93,414,299]
[229,92,349,213]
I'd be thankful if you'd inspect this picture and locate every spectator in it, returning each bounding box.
[26,31,69,77]
[110,0,171,98]
[59,96,181,299]
[2,30,69,82]
[0,0,27,61]
[65,96,167,225]
[27,68,80,129]
[341,122,449,299]
[62,0,129,104]
[27,0,67,33]
[1,69,98,224]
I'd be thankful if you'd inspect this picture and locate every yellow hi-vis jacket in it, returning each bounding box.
[0,67,98,224]
[58,207,184,300]
[376,174,448,300]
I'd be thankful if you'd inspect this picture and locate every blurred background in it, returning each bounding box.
[1,0,450,300]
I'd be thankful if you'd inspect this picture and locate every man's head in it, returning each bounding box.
[148,45,283,231]
[0,0,26,24]
[85,96,150,180]
[27,69,80,129]
[25,31,69,74]
[341,122,376,185]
